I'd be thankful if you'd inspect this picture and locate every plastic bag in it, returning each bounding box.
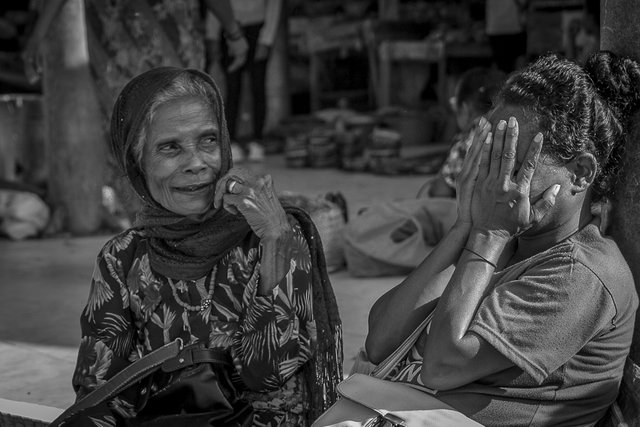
[344,197,457,277]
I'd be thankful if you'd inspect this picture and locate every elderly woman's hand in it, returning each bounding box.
[214,167,289,240]
[471,117,560,238]
[214,167,294,295]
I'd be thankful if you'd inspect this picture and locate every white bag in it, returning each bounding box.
[315,311,482,426]
[312,374,482,427]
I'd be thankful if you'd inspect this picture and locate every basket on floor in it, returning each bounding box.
[279,192,347,272]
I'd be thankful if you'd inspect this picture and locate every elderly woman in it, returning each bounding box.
[365,51,640,426]
[69,67,342,426]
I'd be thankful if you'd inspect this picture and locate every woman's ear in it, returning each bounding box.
[567,153,597,194]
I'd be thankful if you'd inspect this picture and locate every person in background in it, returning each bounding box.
[366,51,639,426]
[388,67,506,247]
[23,0,249,95]
[485,0,528,73]
[21,0,251,223]
[205,0,283,163]
[566,7,600,65]
[342,67,506,278]
[422,66,507,199]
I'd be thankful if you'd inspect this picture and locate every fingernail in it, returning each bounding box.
[497,120,506,131]
[552,184,561,196]
[479,117,486,127]
[485,132,492,143]
[534,133,543,142]
[508,117,516,128]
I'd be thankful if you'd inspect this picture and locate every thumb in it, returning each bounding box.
[530,184,561,225]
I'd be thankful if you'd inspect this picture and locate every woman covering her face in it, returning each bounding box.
[365,51,640,426]
[70,67,342,426]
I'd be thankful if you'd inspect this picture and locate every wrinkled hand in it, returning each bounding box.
[455,117,491,227]
[471,117,560,238]
[213,167,288,240]
[225,36,249,72]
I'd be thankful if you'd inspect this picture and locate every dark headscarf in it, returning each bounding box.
[110,67,343,421]
[110,66,251,280]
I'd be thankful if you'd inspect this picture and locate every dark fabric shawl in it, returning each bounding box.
[282,204,344,424]
[109,66,343,421]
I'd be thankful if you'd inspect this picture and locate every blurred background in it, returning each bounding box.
[0,0,617,414]
[0,0,601,239]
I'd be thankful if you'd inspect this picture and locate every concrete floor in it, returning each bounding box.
[0,150,439,411]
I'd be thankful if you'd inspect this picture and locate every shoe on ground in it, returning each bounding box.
[247,141,265,162]
[230,142,245,163]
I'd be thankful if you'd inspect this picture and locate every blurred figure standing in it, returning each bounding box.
[206,0,283,163]
[22,0,249,223]
[485,0,528,73]
[24,0,249,118]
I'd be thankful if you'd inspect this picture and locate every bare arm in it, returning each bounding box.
[258,0,284,47]
[365,118,492,363]
[365,222,469,363]
[203,0,240,34]
[421,229,513,390]
[22,0,66,83]
[421,117,559,390]
[203,0,248,72]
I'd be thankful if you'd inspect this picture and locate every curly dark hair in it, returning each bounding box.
[496,51,640,201]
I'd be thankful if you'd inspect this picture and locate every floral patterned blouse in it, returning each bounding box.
[71,218,316,426]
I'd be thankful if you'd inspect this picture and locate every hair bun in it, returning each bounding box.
[584,51,640,119]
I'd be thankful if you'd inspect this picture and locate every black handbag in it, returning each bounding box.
[50,338,254,427]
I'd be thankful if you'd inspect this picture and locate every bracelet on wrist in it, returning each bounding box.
[463,247,497,269]
[225,21,244,42]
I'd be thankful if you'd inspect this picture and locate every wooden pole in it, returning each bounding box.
[265,0,290,132]
[600,0,640,363]
[42,0,104,234]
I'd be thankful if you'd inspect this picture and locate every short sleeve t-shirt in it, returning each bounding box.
[411,223,637,426]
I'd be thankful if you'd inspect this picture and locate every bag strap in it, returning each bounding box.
[161,346,231,373]
[371,310,434,379]
[50,338,184,427]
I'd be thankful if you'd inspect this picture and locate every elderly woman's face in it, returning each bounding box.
[142,96,222,216]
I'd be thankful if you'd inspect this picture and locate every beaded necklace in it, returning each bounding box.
[167,267,216,312]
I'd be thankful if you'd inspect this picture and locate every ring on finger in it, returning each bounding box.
[227,180,238,193]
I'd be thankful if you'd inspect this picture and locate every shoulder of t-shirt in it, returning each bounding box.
[567,224,638,319]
